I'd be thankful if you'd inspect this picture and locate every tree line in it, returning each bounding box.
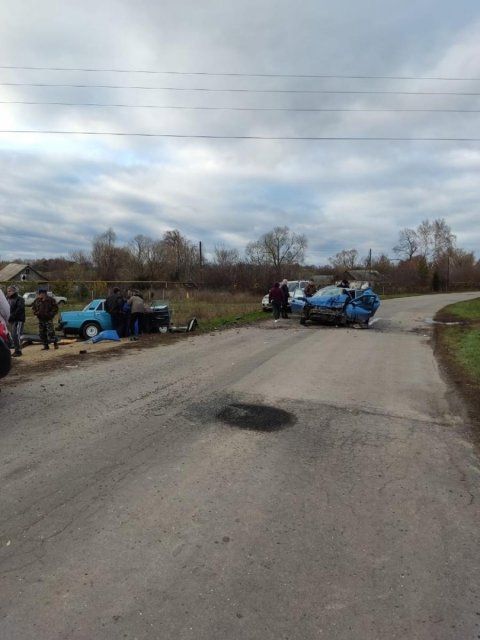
[2,218,479,293]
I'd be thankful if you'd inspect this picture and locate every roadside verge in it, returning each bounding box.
[434,297,480,434]
[3,310,270,386]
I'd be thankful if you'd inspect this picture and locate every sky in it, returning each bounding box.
[0,0,480,264]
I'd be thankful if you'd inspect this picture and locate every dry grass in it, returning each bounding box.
[23,291,264,334]
[168,295,260,325]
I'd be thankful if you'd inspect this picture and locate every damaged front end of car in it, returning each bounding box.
[291,285,380,327]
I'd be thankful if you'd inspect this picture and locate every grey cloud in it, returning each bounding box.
[0,1,480,262]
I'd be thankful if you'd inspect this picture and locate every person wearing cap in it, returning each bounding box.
[31,288,59,350]
[6,285,25,357]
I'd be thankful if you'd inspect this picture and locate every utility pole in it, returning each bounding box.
[446,253,450,292]
[365,248,372,280]
[199,241,203,287]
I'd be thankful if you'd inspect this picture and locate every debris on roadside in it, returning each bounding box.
[170,317,198,333]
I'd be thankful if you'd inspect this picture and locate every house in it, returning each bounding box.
[341,269,384,287]
[0,263,48,283]
[312,275,334,287]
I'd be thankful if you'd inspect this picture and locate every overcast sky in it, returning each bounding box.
[0,0,479,264]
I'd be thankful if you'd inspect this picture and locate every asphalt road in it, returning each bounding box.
[1,292,479,640]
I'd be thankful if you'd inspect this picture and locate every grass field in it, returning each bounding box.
[436,297,480,384]
[438,298,480,321]
[22,292,267,335]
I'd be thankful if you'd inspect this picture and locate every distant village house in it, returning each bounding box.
[0,263,48,283]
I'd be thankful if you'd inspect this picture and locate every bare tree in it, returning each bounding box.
[161,229,198,281]
[393,228,419,260]
[414,218,456,264]
[432,218,456,262]
[417,219,434,260]
[213,245,240,267]
[91,228,125,280]
[245,226,307,271]
[328,249,359,270]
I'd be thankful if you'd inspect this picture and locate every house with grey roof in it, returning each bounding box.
[0,263,48,283]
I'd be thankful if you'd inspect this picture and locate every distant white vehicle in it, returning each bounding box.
[23,292,67,306]
[261,280,309,312]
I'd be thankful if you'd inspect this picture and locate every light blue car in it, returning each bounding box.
[58,299,112,339]
[290,285,381,327]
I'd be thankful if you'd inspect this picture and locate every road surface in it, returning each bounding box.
[1,292,479,639]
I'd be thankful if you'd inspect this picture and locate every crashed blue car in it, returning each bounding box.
[290,285,380,327]
[58,299,113,339]
[58,298,171,339]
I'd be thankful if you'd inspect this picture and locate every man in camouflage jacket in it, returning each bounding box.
[32,288,59,350]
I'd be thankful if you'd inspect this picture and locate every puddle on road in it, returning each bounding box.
[217,403,295,432]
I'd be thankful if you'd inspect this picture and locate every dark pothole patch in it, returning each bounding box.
[217,403,295,432]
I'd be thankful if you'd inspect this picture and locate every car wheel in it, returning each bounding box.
[82,322,101,339]
[58,300,65,305]
[300,317,307,325]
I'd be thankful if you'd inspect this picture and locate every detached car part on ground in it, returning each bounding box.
[290,285,380,327]
[58,299,171,339]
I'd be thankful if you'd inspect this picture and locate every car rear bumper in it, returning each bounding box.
[0,338,12,379]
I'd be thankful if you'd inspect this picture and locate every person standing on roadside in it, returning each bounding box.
[6,285,25,357]
[105,287,125,338]
[269,282,283,322]
[32,288,59,350]
[128,290,145,340]
[280,279,290,319]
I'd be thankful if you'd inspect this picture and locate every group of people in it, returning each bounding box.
[268,278,351,322]
[0,286,59,356]
[105,287,146,339]
[0,285,149,360]
[268,278,318,321]
[268,279,291,321]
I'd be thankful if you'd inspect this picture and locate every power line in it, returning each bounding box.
[0,64,479,82]
[1,129,480,141]
[2,100,480,113]
[2,81,480,96]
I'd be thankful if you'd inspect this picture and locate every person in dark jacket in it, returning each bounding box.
[304,280,317,297]
[6,285,25,357]
[31,288,59,350]
[280,279,290,319]
[105,287,125,337]
[269,282,284,321]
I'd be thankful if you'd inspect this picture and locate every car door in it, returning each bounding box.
[94,301,113,330]
[350,294,377,323]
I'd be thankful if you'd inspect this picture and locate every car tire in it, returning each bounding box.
[58,300,65,305]
[300,317,307,326]
[82,322,101,339]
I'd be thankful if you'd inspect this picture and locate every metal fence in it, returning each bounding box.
[0,280,203,302]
